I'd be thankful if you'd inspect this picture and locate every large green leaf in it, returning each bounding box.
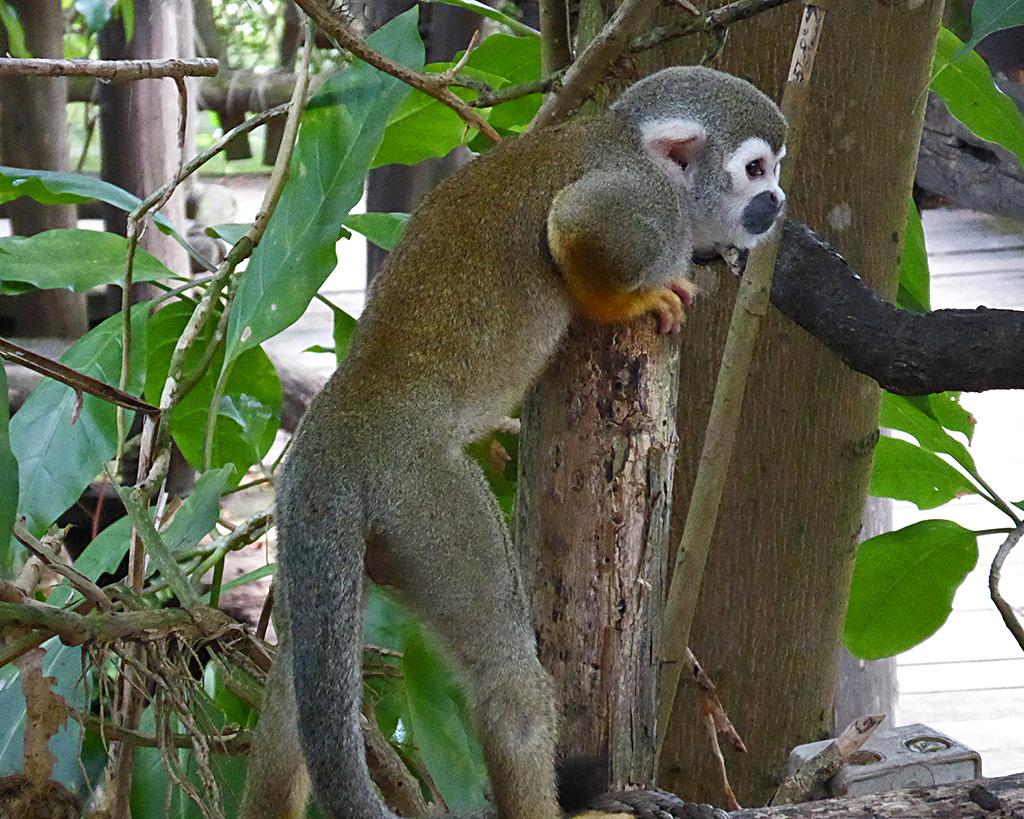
[9,305,149,536]
[901,392,976,444]
[0,365,16,574]
[403,628,488,809]
[880,392,978,477]
[0,230,174,293]
[225,10,423,363]
[844,520,978,659]
[932,28,1024,168]
[962,0,1024,52]
[373,85,469,168]
[0,167,184,242]
[896,200,929,312]
[146,302,281,483]
[869,435,977,509]
[463,34,542,134]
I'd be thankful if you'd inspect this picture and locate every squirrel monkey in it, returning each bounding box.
[240,66,785,819]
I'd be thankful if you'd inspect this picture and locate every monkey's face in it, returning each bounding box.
[640,120,785,256]
[720,137,786,249]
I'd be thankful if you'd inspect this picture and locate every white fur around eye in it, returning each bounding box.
[725,137,781,185]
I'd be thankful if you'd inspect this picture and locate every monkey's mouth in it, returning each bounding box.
[741,190,784,236]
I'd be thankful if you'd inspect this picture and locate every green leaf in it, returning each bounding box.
[0,3,29,58]
[901,392,976,444]
[115,0,133,39]
[844,520,978,659]
[373,88,468,168]
[464,34,542,134]
[146,302,281,483]
[403,628,488,809]
[963,0,1024,52]
[0,365,16,575]
[932,28,1024,167]
[216,562,275,596]
[207,223,249,244]
[163,466,234,553]
[869,435,977,509]
[897,199,929,312]
[344,212,410,250]
[0,229,174,293]
[880,392,978,477]
[9,305,149,536]
[225,11,423,363]
[331,304,359,367]
[423,0,539,36]
[0,167,183,240]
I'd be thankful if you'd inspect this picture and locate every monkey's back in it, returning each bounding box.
[325,115,663,442]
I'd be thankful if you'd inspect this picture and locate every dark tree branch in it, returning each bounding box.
[773,221,1024,395]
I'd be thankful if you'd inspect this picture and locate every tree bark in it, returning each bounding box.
[97,0,195,287]
[0,0,88,337]
[658,1,944,807]
[517,322,680,785]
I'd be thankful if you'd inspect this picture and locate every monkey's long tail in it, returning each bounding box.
[278,479,393,819]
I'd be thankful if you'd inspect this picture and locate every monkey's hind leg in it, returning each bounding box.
[375,449,561,819]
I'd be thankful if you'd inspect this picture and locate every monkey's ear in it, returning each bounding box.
[641,119,707,173]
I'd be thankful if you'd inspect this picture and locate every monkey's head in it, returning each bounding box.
[611,66,787,254]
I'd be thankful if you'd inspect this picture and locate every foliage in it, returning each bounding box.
[842,22,1024,660]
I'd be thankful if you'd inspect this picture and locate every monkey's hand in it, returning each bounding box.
[649,277,698,335]
[579,788,728,819]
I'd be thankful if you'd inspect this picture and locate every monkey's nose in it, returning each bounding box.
[741,190,782,235]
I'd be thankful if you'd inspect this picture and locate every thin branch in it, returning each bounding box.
[0,57,219,80]
[291,0,500,142]
[70,709,253,754]
[0,337,159,416]
[12,520,113,612]
[531,0,661,129]
[631,0,798,53]
[463,72,564,108]
[657,4,825,755]
[990,521,1024,653]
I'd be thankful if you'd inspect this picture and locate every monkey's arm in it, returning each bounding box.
[547,170,697,333]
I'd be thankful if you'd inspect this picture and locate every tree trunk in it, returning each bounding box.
[658,1,944,807]
[97,0,195,289]
[517,323,680,785]
[515,4,684,788]
[0,0,88,337]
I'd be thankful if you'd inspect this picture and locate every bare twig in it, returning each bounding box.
[631,0,797,53]
[770,715,885,805]
[291,0,500,142]
[13,521,113,612]
[361,709,431,816]
[70,709,253,753]
[0,57,219,80]
[190,508,274,582]
[686,649,745,809]
[531,0,660,129]
[464,72,564,108]
[657,4,825,754]
[990,520,1024,653]
[0,337,159,416]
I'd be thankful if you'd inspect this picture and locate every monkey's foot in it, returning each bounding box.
[583,788,728,819]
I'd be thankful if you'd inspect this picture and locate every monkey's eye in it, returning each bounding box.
[745,159,765,179]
